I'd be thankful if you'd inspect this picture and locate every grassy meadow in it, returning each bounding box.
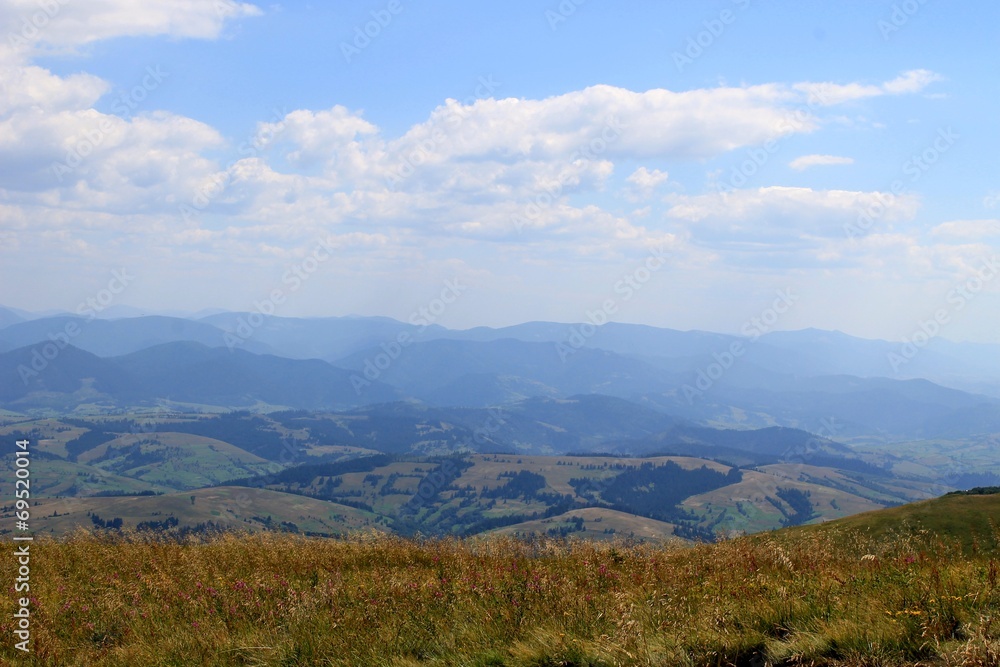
[3,520,1000,666]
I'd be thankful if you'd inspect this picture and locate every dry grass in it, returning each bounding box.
[2,527,999,666]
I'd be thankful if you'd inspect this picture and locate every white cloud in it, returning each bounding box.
[664,186,921,249]
[0,56,955,313]
[626,167,669,199]
[248,72,936,216]
[0,2,260,214]
[0,64,107,115]
[881,69,944,95]
[0,106,224,206]
[262,106,379,174]
[1,0,980,340]
[793,69,941,106]
[382,83,810,164]
[929,219,1000,239]
[0,0,261,56]
[249,81,826,200]
[789,154,854,171]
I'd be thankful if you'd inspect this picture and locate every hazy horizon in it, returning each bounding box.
[9,302,1000,351]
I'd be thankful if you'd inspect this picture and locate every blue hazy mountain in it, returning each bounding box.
[0,342,398,410]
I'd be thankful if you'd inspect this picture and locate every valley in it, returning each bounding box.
[2,311,998,542]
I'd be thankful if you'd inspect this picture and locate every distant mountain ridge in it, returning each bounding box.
[2,309,999,442]
[0,315,275,356]
[0,342,398,410]
[4,309,999,389]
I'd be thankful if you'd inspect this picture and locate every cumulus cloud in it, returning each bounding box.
[0,105,224,206]
[379,83,810,165]
[0,2,257,212]
[0,64,107,115]
[0,0,261,56]
[626,167,669,200]
[0,53,953,296]
[244,71,937,218]
[262,106,379,174]
[789,154,854,171]
[664,186,921,249]
[253,81,817,198]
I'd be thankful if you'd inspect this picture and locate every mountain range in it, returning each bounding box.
[1,305,997,541]
[2,308,999,445]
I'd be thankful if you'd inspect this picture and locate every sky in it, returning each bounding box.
[1,0,999,342]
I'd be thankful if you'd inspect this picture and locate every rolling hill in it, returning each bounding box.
[790,486,1000,551]
[12,486,381,537]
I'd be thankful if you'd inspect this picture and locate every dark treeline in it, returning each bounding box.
[600,462,741,523]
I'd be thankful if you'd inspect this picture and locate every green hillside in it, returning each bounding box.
[789,487,1000,551]
[75,432,282,489]
[487,507,682,541]
[0,411,979,541]
[9,487,381,537]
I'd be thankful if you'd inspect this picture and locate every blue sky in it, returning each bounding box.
[2,0,999,342]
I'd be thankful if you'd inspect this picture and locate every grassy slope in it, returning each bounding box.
[17,486,381,537]
[792,490,1000,551]
[0,418,91,457]
[679,462,947,535]
[0,457,170,498]
[487,506,682,541]
[76,432,282,489]
[3,505,999,666]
